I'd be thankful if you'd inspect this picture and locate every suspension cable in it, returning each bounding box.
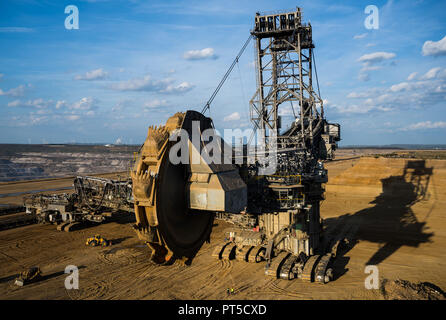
[201,35,253,114]
[312,50,321,99]
[312,49,324,117]
[236,59,250,123]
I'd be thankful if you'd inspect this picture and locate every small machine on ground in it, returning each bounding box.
[86,235,111,247]
[14,267,42,286]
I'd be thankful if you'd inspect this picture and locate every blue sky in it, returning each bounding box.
[0,0,445,145]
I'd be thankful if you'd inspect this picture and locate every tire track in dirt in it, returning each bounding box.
[266,279,305,298]
[1,277,23,297]
[66,279,113,300]
[96,248,140,267]
[189,258,271,299]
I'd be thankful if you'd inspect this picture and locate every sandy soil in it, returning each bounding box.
[0,153,445,300]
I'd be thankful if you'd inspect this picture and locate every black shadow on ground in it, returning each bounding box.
[109,236,131,245]
[324,160,434,279]
[0,265,86,285]
[40,265,87,282]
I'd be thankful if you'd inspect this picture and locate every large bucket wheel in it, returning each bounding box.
[132,111,215,264]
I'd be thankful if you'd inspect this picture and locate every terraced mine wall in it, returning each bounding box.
[0,144,139,182]
[327,157,446,198]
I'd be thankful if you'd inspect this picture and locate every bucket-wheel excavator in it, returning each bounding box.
[131,7,341,283]
[131,112,247,264]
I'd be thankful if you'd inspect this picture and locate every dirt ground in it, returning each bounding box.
[0,151,445,300]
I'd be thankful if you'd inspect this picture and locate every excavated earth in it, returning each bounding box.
[0,144,138,182]
[0,150,445,300]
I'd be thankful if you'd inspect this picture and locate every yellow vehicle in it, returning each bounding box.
[15,267,42,286]
[86,235,111,247]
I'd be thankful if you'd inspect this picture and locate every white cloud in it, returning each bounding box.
[183,48,217,60]
[7,100,21,107]
[347,92,367,99]
[358,52,396,65]
[357,51,396,82]
[65,115,80,121]
[30,115,48,124]
[112,100,132,112]
[70,97,96,110]
[60,98,98,121]
[421,67,442,80]
[110,75,168,91]
[74,68,108,81]
[353,33,367,39]
[55,100,67,109]
[358,72,370,82]
[8,114,48,126]
[164,81,194,93]
[390,82,410,92]
[422,35,446,57]
[389,80,438,93]
[8,100,22,108]
[7,96,101,126]
[7,97,98,125]
[0,84,26,97]
[333,104,374,114]
[376,106,393,112]
[144,99,169,109]
[361,65,382,72]
[407,72,418,81]
[30,98,53,109]
[329,102,393,114]
[110,74,194,94]
[347,88,381,99]
[224,112,241,121]
[340,67,446,116]
[7,98,53,108]
[401,121,446,131]
[434,83,446,93]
